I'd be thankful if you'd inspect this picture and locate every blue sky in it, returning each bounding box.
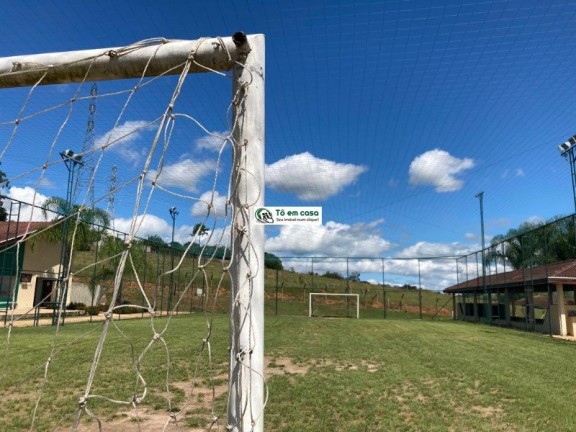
[2,0,576,288]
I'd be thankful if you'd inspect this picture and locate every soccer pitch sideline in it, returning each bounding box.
[0,315,574,431]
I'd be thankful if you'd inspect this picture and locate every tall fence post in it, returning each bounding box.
[418,259,422,319]
[382,258,386,319]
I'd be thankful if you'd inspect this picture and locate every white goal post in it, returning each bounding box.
[309,293,360,319]
[0,33,265,432]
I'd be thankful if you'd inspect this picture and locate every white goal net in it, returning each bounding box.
[309,293,360,319]
[0,33,265,432]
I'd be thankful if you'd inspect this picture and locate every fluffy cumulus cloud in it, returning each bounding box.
[111,212,233,247]
[95,120,155,165]
[191,190,229,218]
[3,186,52,221]
[394,241,477,259]
[409,149,475,192]
[265,219,391,257]
[113,214,171,240]
[266,152,367,201]
[148,159,217,193]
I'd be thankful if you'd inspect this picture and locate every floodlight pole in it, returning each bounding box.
[53,149,83,326]
[558,135,576,213]
[475,191,490,323]
[168,206,178,312]
[228,33,265,432]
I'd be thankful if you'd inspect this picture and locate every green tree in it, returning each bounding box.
[487,215,576,270]
[100,235,151,280]
[40,197,110,251]
[144,234,168,253]
[264,252,283,270]
[192,223,209,240]
[169,240,184,251]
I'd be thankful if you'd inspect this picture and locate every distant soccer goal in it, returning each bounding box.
[309,293,360,319]
[0,33,265,432]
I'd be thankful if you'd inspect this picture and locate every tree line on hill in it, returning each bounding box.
[487,214,576,270]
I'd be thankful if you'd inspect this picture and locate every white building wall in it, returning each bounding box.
[16,240,61,309]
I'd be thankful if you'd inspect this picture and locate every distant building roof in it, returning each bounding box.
[444,259,576,293]
[0,221,53,244]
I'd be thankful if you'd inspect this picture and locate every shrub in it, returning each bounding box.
[67,302,86,311]
[85,306,100,316]
[322,271,344,280]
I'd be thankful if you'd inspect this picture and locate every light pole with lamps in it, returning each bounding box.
[476,191,490,323]
[168,206,179,312]
[53,149,83,326]
[558,135,576,213]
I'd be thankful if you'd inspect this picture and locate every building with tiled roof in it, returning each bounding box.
[444,260,576,337]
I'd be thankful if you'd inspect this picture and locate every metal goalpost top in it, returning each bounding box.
[0,32,262,87]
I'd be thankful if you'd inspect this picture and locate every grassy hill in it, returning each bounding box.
[70,247,452,319]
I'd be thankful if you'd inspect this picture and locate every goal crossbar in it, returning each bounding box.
[0,33,249,88]
[309,293,360,319]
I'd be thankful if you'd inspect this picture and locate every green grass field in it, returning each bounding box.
[1,314,573,431]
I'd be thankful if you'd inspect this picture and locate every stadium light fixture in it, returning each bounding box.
[558,135,576,213]
[60,149,84,167]
[559,135,576,155]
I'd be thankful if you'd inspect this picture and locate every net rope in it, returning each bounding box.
[0,37,265,431]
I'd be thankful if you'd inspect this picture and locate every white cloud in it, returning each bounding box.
[409,149,475,192]
[266,152,367,201]
[191,190,230,218]
[515,168,525,177]
[195,131,230,152]
[3,186,52,221]
[265,219,391,257]
[95,120,154,165]
[111,213,233,248]
[113,214,171,240]
[395,241,477,258]
[381,255,466,291]
[148,159,217,193]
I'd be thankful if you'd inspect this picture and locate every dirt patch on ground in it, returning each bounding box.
[56,356,311,431]
[54,356,384,431]
[266,356,310,376]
